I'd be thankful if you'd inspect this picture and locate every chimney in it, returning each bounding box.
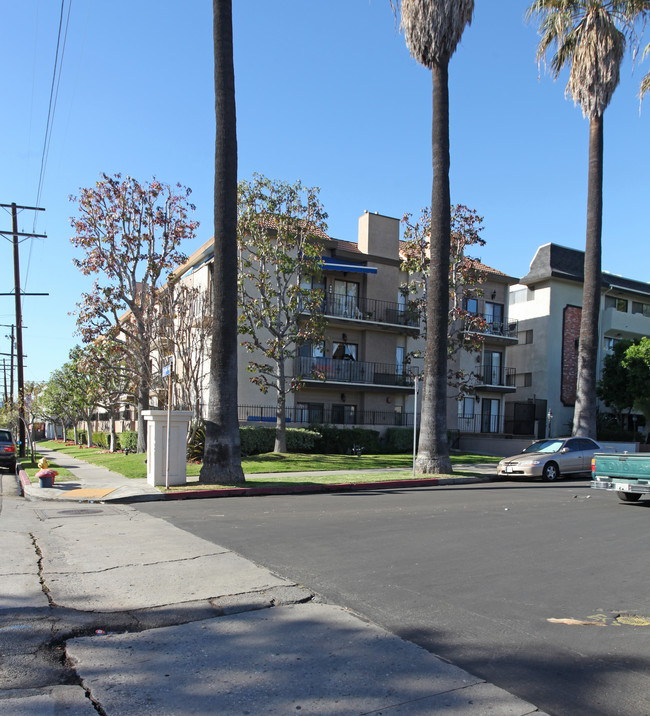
[358,211,399,260]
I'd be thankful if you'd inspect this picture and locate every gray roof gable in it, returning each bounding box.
[520,243,650,298]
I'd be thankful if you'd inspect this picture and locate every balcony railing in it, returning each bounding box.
[295,356,419,387]
[475,364,516,388]
[301,295,419,328]
[464,314,518,339]
[240,405,416,427]
[455,414,502,434]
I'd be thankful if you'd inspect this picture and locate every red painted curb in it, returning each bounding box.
[17,466,31,494]
[163,477,441,500]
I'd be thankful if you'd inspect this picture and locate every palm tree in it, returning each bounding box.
[200,0,245,485]
[641,42,650,100]
[390,0,474,474]
[528,0,650,438]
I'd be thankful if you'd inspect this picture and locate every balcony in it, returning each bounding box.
[455,414,503,434]
[475,364,516,392]
[299,295,420,331]
[295,356,419,390]
[463,314,518,343]
[240,405,416,427]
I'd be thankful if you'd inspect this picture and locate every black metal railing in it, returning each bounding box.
[300,294,420,328]
[464,314,518,339]
[240,405,416,427]
[456,414,502,434]
[475,364,516,387]
[295,356,419,387]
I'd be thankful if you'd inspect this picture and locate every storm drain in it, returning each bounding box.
[34,506,123,520]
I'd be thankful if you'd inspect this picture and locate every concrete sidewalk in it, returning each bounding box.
[1,468,546,716]
[19,446,497,504]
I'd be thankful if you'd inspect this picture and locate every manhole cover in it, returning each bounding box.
[34,506,123,520]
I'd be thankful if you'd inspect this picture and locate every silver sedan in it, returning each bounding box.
[497,437,605,481]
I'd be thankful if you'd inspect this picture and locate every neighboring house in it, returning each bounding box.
[507,243,650,438]
[169,211,519,437]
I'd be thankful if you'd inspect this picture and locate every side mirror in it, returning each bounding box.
[560,447,569,454]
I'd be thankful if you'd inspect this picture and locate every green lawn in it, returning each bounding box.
[19,449,75,482]
[34,440,499,489]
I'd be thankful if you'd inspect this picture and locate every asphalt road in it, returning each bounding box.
[138,478,650,716]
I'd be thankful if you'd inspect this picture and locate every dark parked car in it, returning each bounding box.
[0,428,17,472]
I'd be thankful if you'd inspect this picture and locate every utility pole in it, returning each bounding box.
[1,325,15,406]
[0,203,47,457]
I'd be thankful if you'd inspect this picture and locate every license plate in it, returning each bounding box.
[615,483,629,491]
[505,466,513,473]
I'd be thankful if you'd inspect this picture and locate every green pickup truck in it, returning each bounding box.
[591,453,650,502]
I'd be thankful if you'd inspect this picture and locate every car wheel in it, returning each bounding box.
[542,462,560,481]
[617,492,642,502]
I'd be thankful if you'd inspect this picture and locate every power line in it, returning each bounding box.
[34,0,72,225]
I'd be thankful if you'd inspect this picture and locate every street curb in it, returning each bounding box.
[16,463,30,496]
[163,475,492,501]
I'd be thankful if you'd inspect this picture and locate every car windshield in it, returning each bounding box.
[522,440,564,454]
[0,430,11,442]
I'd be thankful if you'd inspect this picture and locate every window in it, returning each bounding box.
[511,288,531,304]
[464,297,478,314]
[517,372,532,387]
[485,301,503,325]
[296,402,324,424]
[332,279,359,317]
[518,329,533,345]
[396,346,405,375]
[483,351,503,385]
[298,342,325,358]
[604,336,621,352]
[332,342,357,361]
[605,296,628,312]
[458,398,475,431]
[481,398,500,433]
[632,301,650,317]
[331,404,356,425]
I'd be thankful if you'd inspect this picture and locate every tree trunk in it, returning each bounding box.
[109,413,116,452]
[136,378,149,453]
[86,418,93,447]
[573,115,603,439]
[200,0,244,485]
[274,361,287,453]
[415,61,453,475]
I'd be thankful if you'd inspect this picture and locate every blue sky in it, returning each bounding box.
[1,0,649,385]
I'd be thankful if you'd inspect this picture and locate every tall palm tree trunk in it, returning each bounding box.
[416,61,453,475]
[573,115,603,438]
[200,0,244,485]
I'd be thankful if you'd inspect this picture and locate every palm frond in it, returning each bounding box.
[398,0,474,67]
[527,0,648,118]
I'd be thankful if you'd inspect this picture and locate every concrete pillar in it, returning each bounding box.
[142,410,193,486]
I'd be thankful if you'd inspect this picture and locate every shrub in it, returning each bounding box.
[310,425,381,454]
[118,431,138,452]
[65,429,87,444]
[92,432,108,449]
[187,422,205,461]
[239,426,275,456]
[286,428,320,453]
[383,428,415,453]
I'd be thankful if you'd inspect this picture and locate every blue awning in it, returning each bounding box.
[321,256,378,274]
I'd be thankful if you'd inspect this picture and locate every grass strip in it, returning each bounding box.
[36,440,499,487]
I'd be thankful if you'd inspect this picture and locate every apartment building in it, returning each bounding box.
[170,211,520,436]
[507,243,650,438]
